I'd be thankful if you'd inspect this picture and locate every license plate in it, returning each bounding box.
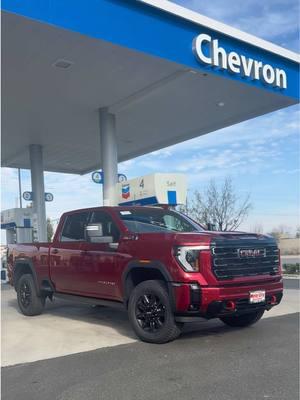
[249,290,265,304]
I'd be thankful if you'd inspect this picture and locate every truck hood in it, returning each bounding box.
[172,231,274,246]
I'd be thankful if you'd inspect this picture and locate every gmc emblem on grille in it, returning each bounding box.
[238,248,266,258]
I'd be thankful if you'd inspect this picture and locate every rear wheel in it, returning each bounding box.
[17,274,45,316]
[220,309,265,327]
[128,280,182,344]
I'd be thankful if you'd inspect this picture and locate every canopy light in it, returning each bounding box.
[52,59,73,69]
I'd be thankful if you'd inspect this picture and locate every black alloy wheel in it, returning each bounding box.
[19,280,32,308]
[17,274,45,316]
[128,280,182,344]
[135,293,166,333]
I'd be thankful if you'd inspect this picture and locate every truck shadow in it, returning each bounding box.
[7,296,237,342]
[180,320,236,339]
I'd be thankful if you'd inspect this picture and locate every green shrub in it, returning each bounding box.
[283,263,300,274]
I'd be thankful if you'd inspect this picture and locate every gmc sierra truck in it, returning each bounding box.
[7,206,283,343]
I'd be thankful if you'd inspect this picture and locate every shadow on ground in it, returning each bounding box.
[7,293,243,342]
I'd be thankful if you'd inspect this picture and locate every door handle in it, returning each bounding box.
[52,249,59,254]
[80,250,92,256]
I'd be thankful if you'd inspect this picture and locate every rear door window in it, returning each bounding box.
[90,211,120,242]
[60,212,90,241]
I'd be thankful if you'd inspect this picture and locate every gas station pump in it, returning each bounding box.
[1,208,35,244]
[116,173,187,207]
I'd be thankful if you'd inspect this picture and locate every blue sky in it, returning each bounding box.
[1,0,299,239]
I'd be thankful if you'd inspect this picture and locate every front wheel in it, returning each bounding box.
[220,309,265,327]
[128,280,182,344]
[17,274,45,316]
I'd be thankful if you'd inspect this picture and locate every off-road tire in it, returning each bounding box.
[17,274,45,316]
[128,280,182,344]
[220,309,265,327]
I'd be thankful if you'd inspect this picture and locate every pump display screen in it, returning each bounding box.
[119,209,203,234]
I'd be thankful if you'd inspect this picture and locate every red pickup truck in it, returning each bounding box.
[7,206,283,343]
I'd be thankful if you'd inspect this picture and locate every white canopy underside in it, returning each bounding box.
[2,12,296,174]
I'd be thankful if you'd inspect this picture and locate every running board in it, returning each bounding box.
[175,316,207,323]
[54,293,125,309]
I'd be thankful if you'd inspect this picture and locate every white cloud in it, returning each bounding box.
[273,168,300,175]
[148,149,173,158]
[1,168,19,191]
[126,106,298,184]
[173,0,299,51]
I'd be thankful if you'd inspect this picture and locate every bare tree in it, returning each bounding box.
[252,223,264,234]
[268,225,291,240]
[183,178,252,231]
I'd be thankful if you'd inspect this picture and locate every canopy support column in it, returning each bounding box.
[99,108,118,206]
[29,144,47,242]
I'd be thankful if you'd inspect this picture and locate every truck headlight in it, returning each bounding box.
[175,246,207,272]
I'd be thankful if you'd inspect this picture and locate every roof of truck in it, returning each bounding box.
[61,206,168,215]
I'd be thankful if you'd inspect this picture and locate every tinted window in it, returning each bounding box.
[119,209,202,233]
[90,211,120,242]
[61,212,90,241]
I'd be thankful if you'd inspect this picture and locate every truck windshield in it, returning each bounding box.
[119,208,203,233]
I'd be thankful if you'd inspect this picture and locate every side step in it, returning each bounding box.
[175,316,207,323]
[54,292,125,309]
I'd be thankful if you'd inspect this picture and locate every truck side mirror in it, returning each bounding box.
[85,223,113,244]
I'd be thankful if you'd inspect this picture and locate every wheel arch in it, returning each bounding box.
[122,261,175,309]
[13,259,40,295]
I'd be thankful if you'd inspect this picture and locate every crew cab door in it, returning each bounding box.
[50,211,90,294]
[79,210,122,299]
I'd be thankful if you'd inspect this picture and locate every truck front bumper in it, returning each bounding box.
[172,279,283,322]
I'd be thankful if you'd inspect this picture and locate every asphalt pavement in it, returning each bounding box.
[2,313,299,400]
[284,277,299,290]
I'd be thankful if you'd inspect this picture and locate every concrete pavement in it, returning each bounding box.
[1,284,135,367]
[2,313,299,400]
[1,279,299,367]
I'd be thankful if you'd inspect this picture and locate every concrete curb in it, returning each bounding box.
[283,275,300,279]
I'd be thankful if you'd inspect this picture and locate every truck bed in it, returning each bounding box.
[7,243,52,288]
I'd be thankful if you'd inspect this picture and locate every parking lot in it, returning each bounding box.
[1,279,299,400]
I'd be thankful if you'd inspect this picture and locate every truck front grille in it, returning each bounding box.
[211,238,279,280]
